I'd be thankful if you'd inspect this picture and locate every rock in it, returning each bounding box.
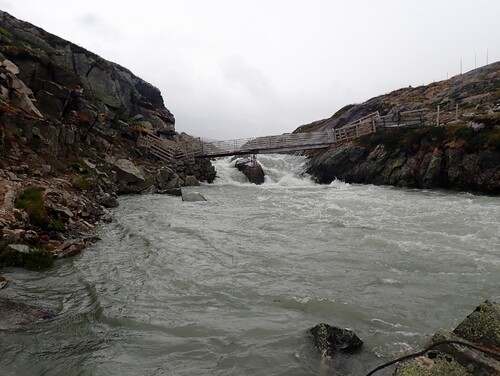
[0,276,9,289]
[394,301,500,376]
[15,92,44,118]
[0,298,56,329]
[157,187,182,196]
[113,159,146,183]
[310,323,363,358]
[2,59,19,74]
[96,192,119,208]
[181,191,207,202]
[235,158,265,185]
[184,175,199,186]
[53,240,85,259]
[6,244,30,254]
[452,300,500,348]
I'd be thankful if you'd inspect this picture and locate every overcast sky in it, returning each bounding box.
[2,1,499,139]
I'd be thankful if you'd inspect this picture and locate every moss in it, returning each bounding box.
[0,27,13,39]
[50,219,66,232]
[395,355,470,376]
[453,301,500,348]
[0,247,53,270]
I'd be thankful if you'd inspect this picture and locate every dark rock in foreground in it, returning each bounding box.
[235,158,265,185]
[310,323,363,358]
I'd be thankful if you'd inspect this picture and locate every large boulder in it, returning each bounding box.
[310,323,363,358]
[235,158,265,185]
[112,159,146,184]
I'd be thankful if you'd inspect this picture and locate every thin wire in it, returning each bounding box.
[366,339,500,376]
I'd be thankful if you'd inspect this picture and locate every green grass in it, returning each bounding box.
[0,27,13,39]
[358,127,446,152]
[14,187,51,229]
[0,247,53,270]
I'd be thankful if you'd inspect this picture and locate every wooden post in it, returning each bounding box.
[437,105,440,126]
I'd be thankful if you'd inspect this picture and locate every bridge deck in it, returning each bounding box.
[137,110,427,162]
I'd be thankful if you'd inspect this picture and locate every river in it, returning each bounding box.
[1,155,499,375]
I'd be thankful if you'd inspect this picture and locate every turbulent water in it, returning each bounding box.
[1,155,499,376]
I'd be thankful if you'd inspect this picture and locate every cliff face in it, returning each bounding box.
[299,63,500,194]
[307,127,500,194]
[0,10,174,130]
[0,11,215,270]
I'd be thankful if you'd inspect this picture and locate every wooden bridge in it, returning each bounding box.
[137,110,426,162]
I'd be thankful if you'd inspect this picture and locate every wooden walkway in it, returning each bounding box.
[137,110,426,161]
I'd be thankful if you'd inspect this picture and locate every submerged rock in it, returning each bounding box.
[181,191,207,202]
[0,298,56,329]
[310,323,363,358]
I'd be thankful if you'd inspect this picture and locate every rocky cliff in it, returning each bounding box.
[0,10,215,271]
[297,63,500,194]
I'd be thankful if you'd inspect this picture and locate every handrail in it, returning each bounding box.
[136,109,429,160]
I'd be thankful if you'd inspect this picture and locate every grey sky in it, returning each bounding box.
[2,1,500,139]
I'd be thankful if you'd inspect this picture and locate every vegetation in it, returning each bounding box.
[14,187,51,229]
[359,124,500,152]
[358,126,446,152]
[0,27,13,39]
[14,187,68,231]
[0,246,53,270]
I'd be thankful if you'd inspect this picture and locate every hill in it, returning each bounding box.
[296,63,500,193]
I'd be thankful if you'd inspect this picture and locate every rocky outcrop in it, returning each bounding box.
[306,127,500,194]
[0,10,174,131]
[394,301,500,376]
[297,61,500,193]
[235,158,265,184]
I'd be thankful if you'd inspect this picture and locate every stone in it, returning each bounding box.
[452,300,500,349]
[16,92,44,118]
[157,187,182,196]
[235,158,265,185]
[2,59,19,75]
[181,191,207,202]
[113,159,146,183]
[394,301,500,376]
[6,244,30,254]
[53,240,85,259]
[0,276,9,289]
[310,323,363,358]
[96,192,119,208]
[184,175,199,186]
[35,90,63,118]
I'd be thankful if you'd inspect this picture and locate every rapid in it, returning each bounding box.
[1,154,499,375]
